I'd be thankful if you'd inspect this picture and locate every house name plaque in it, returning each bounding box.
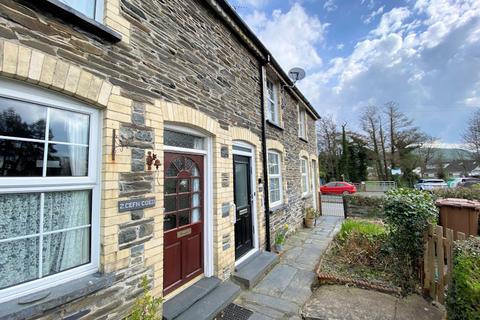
[118,197,156,212]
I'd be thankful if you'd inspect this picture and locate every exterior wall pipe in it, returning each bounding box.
[260,56,271,251]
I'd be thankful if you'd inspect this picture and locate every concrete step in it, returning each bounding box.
[232,251,279,289]
[174,280,241,320]
[163,277,221,320]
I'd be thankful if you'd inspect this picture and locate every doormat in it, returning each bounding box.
[213,303,253,320]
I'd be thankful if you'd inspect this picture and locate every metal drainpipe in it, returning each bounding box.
[260,56,271,251]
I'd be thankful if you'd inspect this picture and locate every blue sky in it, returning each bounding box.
[228,0,480,144]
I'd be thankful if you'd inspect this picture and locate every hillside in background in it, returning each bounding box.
[415,147,474,163]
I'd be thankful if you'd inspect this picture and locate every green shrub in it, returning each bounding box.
[433,187,480,201]
[128,276,163,320]
[274,224,289,245]
[447,237,480,320]
[383,188,438,293]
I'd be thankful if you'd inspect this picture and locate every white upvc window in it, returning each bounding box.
[301,157,309,195]
[266,78,279,125]
[0,78,100,303]
[57,0,104,22]
[298,107,307,139]
[267,151,283,207]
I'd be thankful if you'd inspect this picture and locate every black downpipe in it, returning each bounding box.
[260,58,271,251]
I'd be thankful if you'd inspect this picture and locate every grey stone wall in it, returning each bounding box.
[267,88,318,244]
[0,0,263,136]
[35,246,154,320]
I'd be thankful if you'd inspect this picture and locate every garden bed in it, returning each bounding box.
[317,218,401,295]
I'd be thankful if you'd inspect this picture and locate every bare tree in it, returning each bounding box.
[416,136,437,178]
[316,115,340,181]
[385,101,413,170]
[361,106,386,180]
[463,109,480,161]
[379,121,389,180]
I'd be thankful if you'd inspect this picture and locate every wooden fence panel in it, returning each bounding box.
[423,223,465,304]
[445,228,454,286]
[436,225,445,304]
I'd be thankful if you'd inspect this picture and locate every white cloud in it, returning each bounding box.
[244,4,328,71]
[233,0,270,9]
[361,0,376,10]
[371,7,411,36]
[238,0,480,142]
[362,6,384,24]
[302,0,480,142]
[324,0,337,12]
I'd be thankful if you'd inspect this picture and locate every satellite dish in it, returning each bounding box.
[288,67,306,83]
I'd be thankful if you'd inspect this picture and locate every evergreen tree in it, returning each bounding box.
[339,124,349,181]
[347,135,368,182]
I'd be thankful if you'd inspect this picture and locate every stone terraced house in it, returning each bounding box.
[0,0,320,319]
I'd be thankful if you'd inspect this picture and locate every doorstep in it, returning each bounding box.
[232,251,279,289]
[163,277,240,320]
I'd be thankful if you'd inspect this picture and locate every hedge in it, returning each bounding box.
[345,194,384,218]
[433,187,480,201]
[447,237,480,320]
[383,188,437,292]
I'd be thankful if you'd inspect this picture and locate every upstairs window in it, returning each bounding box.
[301,157,309,195]
[57,0,104,22]
[266,78,279,125]
[298,108,307,139]
[267,151,283,207]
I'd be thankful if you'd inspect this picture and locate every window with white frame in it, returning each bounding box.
[266,78,279,125]
[0,79,100,302]
[268,151,283,207]
[301,157,309,195]
[57,0,104,22]
[298,108,307,139]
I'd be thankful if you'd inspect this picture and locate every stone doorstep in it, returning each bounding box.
[163,277,221,320]
[232,251,279,289]
[235,251,261,271]
[174,281,241,320]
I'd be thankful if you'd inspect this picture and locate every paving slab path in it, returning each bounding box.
[302,285,444,320]
[234,216,343,320]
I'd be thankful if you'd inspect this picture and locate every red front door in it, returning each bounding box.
[163,152,204,295]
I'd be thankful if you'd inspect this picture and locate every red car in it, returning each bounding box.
[320,182,357,195]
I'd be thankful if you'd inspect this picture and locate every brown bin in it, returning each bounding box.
[436,198,480,239]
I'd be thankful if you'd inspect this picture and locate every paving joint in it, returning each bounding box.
[234,216,343,319]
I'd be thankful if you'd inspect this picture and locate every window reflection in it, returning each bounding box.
[47,144,88,176]
[49,108,89,144]
[164,130,204,150]
[0,97,91,177]
[57,0,96,19]
[164,214,176,231]
[178,211,190,227]
[0,139,44,176]
[0,97,46,139]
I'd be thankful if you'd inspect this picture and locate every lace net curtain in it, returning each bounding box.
[0,191,90,289]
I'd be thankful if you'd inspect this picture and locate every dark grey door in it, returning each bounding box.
[233,155,253,259]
